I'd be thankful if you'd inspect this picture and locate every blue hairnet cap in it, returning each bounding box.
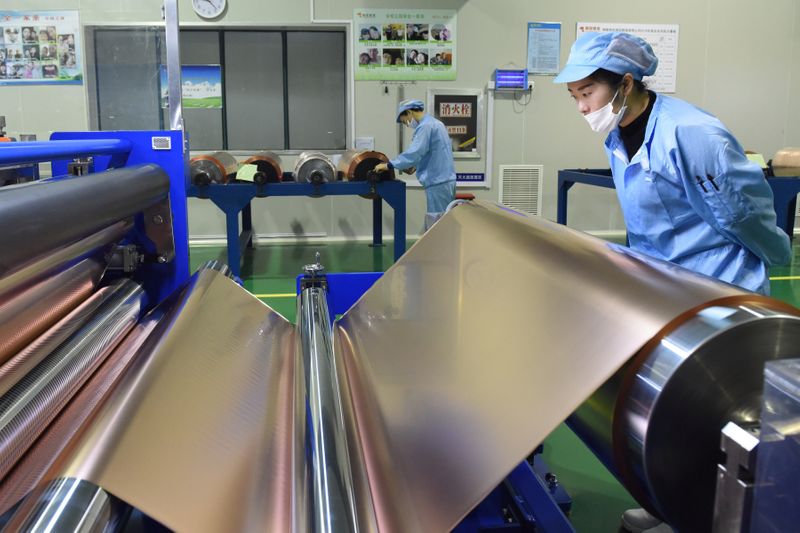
[554,32,658,84]
[396,99,425,123]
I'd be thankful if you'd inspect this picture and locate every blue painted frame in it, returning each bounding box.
[0,131,191,305]
[189,180,407,278]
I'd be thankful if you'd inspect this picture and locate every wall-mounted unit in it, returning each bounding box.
[499,164,543,216]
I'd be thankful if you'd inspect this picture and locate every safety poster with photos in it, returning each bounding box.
[354,9,457,81]
[0,10,83,85]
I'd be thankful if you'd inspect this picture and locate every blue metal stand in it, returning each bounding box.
[557,168,800,239]
[556,169,614,227]
[10,131,191,305]
[188,180,407,278]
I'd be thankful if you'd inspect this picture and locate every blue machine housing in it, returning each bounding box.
[0,131,191,307]
[49,131,190,304]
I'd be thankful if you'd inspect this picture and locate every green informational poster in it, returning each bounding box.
[354,9,456,81]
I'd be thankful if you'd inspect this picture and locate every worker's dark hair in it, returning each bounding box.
[590,68,647,93]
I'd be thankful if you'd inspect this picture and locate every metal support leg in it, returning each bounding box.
[225,210,241,278]
[209,190,255,279]
[382,183,406,261]
[556,179,574,226]
[241,201,254,249]
[370,196,384,247]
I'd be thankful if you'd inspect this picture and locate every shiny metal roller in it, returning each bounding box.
[0,279,144,481]
[294,152,336,184]
[570,299,800,532]
[296,285,360,533]
[0,165,167,277]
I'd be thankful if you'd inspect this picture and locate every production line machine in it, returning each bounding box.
[0,131,798,532]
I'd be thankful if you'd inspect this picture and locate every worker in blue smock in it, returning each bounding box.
[374,99,457,229]
[555,31,790,298]
[556,31,792,533]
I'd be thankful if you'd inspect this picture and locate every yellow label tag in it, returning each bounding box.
[746,153,767,169]
[236,163,259,182]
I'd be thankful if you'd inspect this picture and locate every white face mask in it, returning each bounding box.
[584,88,628,134]
[405,117,419,129]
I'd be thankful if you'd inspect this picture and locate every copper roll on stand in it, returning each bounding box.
[294,152,337,184]
[242,151,283,184]
[190,151,238,186]
[337,150,395,182]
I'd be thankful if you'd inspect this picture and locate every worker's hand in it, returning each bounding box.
[373,163,389,173]
[402,167,416,175]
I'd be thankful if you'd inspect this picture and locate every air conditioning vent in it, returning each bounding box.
[499,165,543,216]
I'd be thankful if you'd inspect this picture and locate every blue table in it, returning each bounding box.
[188,180,407,277]
[557,168,799,239]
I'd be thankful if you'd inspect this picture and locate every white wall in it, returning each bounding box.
[2,0,799,240]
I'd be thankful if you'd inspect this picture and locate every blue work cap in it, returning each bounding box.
[554,32,658,84]
[396,99,425,123]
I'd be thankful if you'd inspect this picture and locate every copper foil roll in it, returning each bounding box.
[0,279,144,482]
[0,258,104,367]
[0,221,131,368]
[242,151,283,184]
[337,149,394,181]
[190,151,238,185]
[0,285,113,398]
[0,305,167,518]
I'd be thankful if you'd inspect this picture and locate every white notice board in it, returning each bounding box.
[576,22,679,93]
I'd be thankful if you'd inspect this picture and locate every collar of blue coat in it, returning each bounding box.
[411,113,434,133]
[605,92,662,168]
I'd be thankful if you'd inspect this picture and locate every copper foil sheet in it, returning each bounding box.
[8,201,785,533]
[332,201,746,532]
[0,258,104,367]
[0,221,130,369]
[37,269,296,533]
[0,286,113,398]
[0,279,144,482]
[0,306,168,518]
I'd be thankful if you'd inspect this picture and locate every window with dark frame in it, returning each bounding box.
[89,27,347,152]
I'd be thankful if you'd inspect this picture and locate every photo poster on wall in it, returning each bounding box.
[0,10,83,85]
[527,22,561,76]
[576,22,679,93]
[354,8,457,81]
[159,65,223,109]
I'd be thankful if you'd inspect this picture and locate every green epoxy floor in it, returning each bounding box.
[189,238,800,532]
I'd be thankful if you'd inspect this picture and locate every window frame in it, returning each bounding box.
[85,24,349,153]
